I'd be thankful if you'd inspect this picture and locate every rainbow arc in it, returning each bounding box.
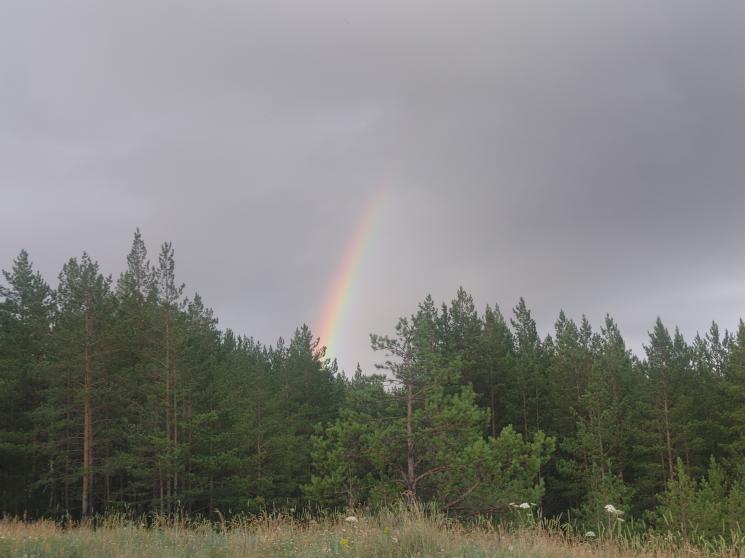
[317,188,386,360]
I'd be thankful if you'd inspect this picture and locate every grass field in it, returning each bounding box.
[0,508,738,557]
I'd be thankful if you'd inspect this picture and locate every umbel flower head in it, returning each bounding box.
[509,502,534,509]
[344,516,358,523]
[604,504,623,515]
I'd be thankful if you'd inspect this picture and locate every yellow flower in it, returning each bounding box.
[340,537,350,547]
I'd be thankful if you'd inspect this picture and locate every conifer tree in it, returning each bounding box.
[0,250,53,515]
[43,254,114,516]
[643,319,679,483]
[111,229,160,511]
[510,298,544,439]
[721,321,745,463]
[152,242,186,513]
[478,304,513,438]
[354,294,554,512]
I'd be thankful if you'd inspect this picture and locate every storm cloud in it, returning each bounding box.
[2,1,744,372]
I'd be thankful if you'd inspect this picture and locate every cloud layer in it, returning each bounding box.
[2,1,745,371]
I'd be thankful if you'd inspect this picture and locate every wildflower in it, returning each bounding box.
[584,531,596,538]
[340,537,350,547]
[518,502,531,509]
[345,516,358,523]
[604,504,623,516]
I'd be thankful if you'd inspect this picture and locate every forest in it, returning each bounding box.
[2,230,745,542]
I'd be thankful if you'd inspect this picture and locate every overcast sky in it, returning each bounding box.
[2,1,745,373]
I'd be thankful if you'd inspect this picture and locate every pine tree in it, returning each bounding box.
[360,294,555,512]
[305,368,395,508]
[152,242,186,513]
[543,312,591,514]
[510,298,544,439]
[721,321,745,463]
[644,319,679,482]
[0,250,54,515]
[271,326,341,501]
[441,287,483,389]
[42,253,114,517]
[111,229,159,512]
[478,304,513,438]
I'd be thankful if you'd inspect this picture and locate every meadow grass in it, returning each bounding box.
[0,506,739,557]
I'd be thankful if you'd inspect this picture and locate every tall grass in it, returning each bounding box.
[0,504,740,557]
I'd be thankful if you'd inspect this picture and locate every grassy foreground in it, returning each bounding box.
[0,508,737,558]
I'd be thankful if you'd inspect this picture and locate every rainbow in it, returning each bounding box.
[317,188,386,360]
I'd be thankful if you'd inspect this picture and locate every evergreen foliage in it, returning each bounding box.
[2,231,745,544]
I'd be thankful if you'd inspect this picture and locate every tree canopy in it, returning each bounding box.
[2,232,745,542]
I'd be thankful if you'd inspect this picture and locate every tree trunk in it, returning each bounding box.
[662,393,674,479]
[522,388,529,439]
[406,381,415,498]
[256,403,263,486]
[209,477,214,520]
[594,403,606,478]
[490,389,497,438]
[159,474,164,515]
[64,454,70,515]
[82,300,94,518]
[105,467,110,512]
[173,370,178,505]
[186,399,193,513]
[165,311,171,514]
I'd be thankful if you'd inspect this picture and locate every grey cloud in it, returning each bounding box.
[1,1,744,372]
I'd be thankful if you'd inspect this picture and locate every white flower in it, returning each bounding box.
[518,502,531,509]
[604,504,623,515]
[584,531,596,538]
[344,516,358,523]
